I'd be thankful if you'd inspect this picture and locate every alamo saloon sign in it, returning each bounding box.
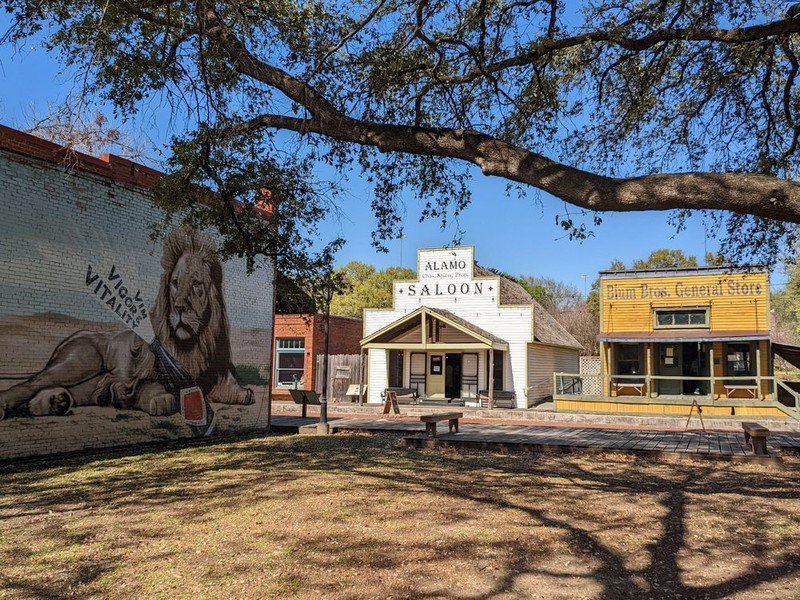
[399,247,494,298]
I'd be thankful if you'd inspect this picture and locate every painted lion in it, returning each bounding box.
[0,228,255,420]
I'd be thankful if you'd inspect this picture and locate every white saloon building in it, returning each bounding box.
[361,246,583,408]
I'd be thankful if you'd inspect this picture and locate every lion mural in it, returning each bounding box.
[0,228,255,421]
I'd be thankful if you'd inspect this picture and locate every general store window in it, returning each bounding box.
[724,342,755,384]
[653,308,709,329]
[615,344,642,377]
[275,338,305,387]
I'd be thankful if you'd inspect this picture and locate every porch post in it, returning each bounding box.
[358,349,366,405]
[488,348,495,410]
[755,342,762,400]
[645,345,651,399]
[709,345,715,399]
[599,341,606,396]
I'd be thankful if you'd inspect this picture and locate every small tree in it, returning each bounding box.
[516,275,598,355]
[23,107,149,160]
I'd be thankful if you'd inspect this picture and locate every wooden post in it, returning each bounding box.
[755,341,762,400]
[645,344,652,398]
[599,341,606,396]
[358,349,366,405]
[709,345,715,399]
[488,349,495,410]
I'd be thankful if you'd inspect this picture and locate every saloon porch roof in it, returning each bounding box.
[360,306,509,351]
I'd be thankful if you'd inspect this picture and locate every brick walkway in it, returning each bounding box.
[271,415,800,459]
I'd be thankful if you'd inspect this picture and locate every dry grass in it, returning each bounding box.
[2,433,800,599]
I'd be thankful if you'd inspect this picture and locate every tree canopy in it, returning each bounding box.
[5,0,800,272]
[330,261,416,318]
[772,261,800,345]
[629,249,699,270]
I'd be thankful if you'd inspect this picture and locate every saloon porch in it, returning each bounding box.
[361,305,512,408]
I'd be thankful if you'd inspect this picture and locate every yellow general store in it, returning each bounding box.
[556,266,800,419]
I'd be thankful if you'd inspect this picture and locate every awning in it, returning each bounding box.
[773,342,800,369]
[598,330,770,344]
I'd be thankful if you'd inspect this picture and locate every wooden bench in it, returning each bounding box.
[613,380,646,397]
[478,390,516,409]
[725,384,759,399]
[742,421,770,455]
[419,412,462,438]
[384,387,419,405]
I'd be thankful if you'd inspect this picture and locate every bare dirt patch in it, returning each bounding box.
[1,434,799,599]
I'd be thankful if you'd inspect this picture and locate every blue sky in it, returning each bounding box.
[0,15,787,294]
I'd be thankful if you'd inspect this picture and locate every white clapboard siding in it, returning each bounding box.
[527,344,581,405]
[367,348,388,404]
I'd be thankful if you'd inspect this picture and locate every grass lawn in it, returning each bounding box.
[1,433,800,599]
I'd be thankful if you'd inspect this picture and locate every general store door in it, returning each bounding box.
[658,344,682,395]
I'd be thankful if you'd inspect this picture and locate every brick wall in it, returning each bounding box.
[272,314,362,401]
[0,126,275,460]
[325,316,364,356]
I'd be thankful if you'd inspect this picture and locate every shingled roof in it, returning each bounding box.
[474,265,583,350]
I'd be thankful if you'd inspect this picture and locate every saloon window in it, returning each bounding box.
[653,308,709,329]
[492,350,504,390]
[388,350,404,388]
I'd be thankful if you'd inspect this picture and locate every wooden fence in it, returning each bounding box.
[315,354,366,402]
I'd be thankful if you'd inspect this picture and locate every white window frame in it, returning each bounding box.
[275,338,305,388]
[653,307,710,329]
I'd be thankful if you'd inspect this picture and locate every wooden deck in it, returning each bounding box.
[271,415,800,461]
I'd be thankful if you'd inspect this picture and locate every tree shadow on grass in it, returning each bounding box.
[1,434,799,598]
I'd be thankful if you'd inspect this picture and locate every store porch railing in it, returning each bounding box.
[554,371,800,421]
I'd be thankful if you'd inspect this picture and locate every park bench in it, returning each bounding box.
[742,421,770,456]
[478,390,516,408]
[419,412,462,438]
[724,384,759,399]
[384,387,419,405]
